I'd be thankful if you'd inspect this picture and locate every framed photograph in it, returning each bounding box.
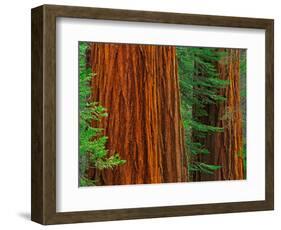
[31,4,274,225]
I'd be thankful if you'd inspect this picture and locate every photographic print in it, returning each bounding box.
[79,42,246,186]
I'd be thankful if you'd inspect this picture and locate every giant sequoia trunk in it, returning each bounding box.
[87,43,188,185]
[194,49,244,181]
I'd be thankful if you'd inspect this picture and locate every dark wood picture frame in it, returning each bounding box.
[31,4,274,225]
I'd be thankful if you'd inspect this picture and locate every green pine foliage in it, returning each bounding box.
[188,162,222,174]
[79,42,126,186]
[177,47,229,176]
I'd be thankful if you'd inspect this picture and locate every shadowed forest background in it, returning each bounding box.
[79,42,246,186]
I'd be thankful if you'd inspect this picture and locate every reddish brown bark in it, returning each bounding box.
[87,43,188,185]
[194,49,244,181]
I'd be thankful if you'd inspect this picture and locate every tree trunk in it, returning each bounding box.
[87,43,188,185]
[195,49,244,181]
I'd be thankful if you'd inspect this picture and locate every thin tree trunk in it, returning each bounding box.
[87,43,188,185]
[195,49,244,181]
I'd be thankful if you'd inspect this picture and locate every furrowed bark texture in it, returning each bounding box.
[88,43,188,185]
[194,49,244,181]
